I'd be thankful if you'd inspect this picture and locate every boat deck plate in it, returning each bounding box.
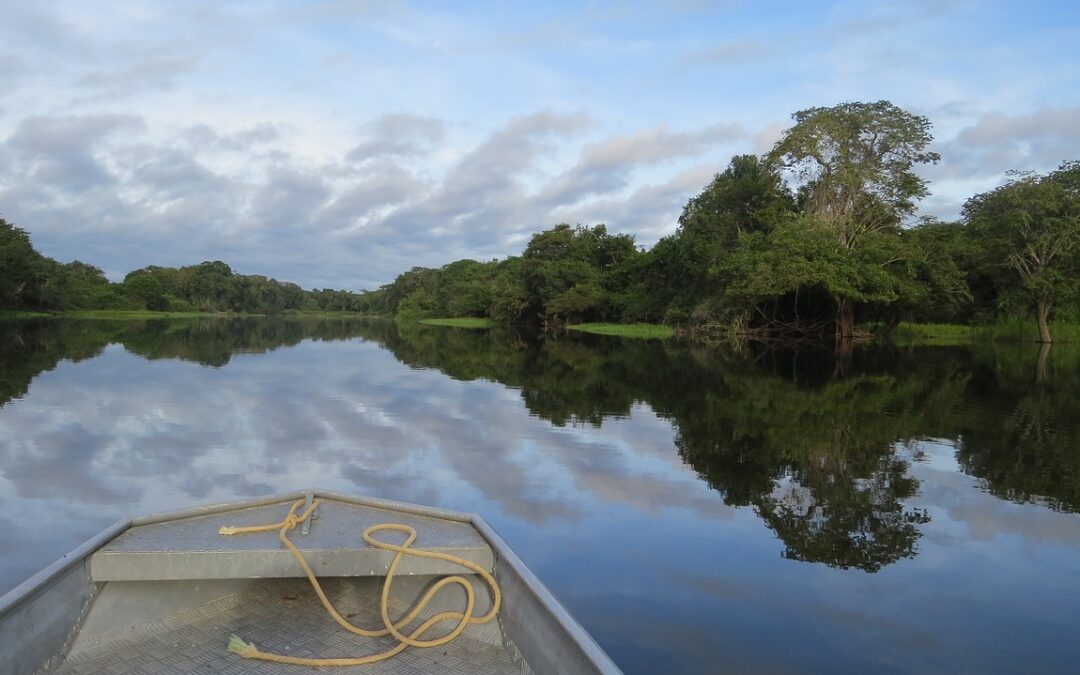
[90,498,494,581]
[51,577,523,674]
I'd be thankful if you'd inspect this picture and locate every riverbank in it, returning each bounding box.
[886,320,1080,344]
[0,310,52,319]
[0,309,377,321]
[567,323,674,339]
[418,317,497,328]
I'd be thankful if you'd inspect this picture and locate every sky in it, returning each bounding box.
[1,0,1079,291]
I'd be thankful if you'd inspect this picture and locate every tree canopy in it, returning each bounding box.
[0,218,370,315]
[964,162,1080,342]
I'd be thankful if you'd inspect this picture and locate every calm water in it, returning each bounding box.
[2,318,1079,673]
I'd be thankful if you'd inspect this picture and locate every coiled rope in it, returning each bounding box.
[218,498,502,666]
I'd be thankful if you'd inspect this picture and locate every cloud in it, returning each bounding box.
[554,164,717,242]
[0,105,769,290]
[126,146,224,203]
[181,123,281,152]
[917,105,1080,218]
[251,167,332,232]
[319,163,428,232]
[346,113,445,162]
[684,40,770,65]
[0,4,82,52]
[539,123,743,207]
[0,52,28,94]
[357,110,592,253]
[1,114,145,193]
[76,52,200,97]
[940,106,1080,177]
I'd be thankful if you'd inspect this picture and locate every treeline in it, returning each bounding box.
[0,220,370,314]
[365,101,1080,342]
[6,100,1077,336]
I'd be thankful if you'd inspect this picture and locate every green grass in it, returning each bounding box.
[885,320,1080,344]
[281,310,378,319]
[568,322,674,339]
[418,317,497,329]
[972,318,1080,343]
[888,322,976,344]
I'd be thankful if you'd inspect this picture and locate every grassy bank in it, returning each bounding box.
[282,310,377,319]
[0,310,52,319]
[568,323,674,339]
[60,310,260,320]
[887,323,975,344]
[418,317,496,329]
[887,320,1080,344]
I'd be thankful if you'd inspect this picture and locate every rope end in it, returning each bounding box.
[227,634,258,658]
[219,526,238,536]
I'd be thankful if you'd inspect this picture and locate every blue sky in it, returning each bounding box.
[1,0,1078,289]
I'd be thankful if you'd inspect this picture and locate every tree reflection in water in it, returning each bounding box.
[2,317,1078,572]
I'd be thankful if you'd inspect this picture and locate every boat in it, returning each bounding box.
[0,489,621,674]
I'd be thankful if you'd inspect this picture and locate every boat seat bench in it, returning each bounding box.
[90,498,494,582]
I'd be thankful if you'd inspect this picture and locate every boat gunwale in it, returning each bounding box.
[470,515,621,674]
[0,519,129,618]
[0,488,622,674]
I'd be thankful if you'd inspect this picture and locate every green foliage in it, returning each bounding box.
[769,100,939,240]
[567,323,673,339]
[964,162,1080,341]
[0,216,369,315]
[5,99,1079,341]
[419,317,497,328]
[396,287,438,320]
[122,271,169,311]
[0,218,53,309]
[355,102,1074,342]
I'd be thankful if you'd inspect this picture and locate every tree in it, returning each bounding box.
[768,101,940,337]
[122,271,168,311]
[669,155,796,326]
[0,218,52,309]
[718,214,906,336]
[520,223,635,325]
[886,219,974,326]
[964,162,1080,343]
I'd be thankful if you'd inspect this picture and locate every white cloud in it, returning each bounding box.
[0,0,1077,285]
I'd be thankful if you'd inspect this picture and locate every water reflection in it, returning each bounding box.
[369,323,1080,570]
[1,318,1079,673]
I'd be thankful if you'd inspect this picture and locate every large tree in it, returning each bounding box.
[964,162,1080,343]
[768,101,940,337]
[0,217,53,309]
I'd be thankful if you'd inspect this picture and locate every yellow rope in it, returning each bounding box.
[218,498,502,666]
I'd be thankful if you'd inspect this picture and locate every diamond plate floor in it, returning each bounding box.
[51,578,527,675]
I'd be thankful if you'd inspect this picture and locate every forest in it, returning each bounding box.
[362,101,1080,343]
[0,221,371,315]
[3,101,1078,341]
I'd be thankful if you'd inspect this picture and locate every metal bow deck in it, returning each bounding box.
[0,489,622,675]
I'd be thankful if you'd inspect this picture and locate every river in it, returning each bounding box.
[1,317,1078,673]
